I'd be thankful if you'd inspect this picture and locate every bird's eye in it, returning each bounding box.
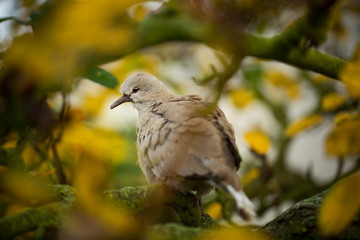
[132,87,139,93]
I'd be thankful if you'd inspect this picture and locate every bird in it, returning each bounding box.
[110,73,255,220]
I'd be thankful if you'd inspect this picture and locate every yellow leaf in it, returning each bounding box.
[110,53,160,81]
[73,154,137,232]
[313,74,332,84]
[59,123,127,163]
[49,0,137,54]
[131,3,149,21]
[325,117,360,156]
[244,130,271,155]
[230,89,254,108]
[334,111,360,124]
[199,227,270,240]
[321,93,346,112]
[22,143,42,168]
[0,166,8,177]
[5,203,30,217]
[341,59,360,98]
[265,71,300,99]
[6,0,141,89]
[2,175,53,205]
[242,168,260,187]
[205,202,222,220]
[318,173,360,236]
[285,114,323,137]
[1,131,18,148]
[83,89,110,118]
[28,161,56,179]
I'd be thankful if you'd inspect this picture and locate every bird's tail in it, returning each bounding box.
[225,184,256,221]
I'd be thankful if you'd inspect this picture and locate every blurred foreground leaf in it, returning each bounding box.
[321,92,347,112]
[285,114,323,137]
[244,130,270,156]
[318,173,360,236]
[341,59,360,98]
[200,227,270,240]
[230,89,255,108]
[326,116,360,156]
[83,67,119,89]
[265,71,300,99]
[205,202,222,220]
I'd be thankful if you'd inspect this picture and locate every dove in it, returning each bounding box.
[110,73,255,220]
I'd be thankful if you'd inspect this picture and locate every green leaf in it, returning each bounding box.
[83,67,118,89]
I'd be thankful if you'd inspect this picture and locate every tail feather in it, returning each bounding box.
[225,185,256,221]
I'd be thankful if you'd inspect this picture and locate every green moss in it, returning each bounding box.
[0,201,71,240]
[146,223,204,240]
[263,191,360,240]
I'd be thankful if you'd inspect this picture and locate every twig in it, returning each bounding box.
[51,144,67,185]
[49,92,69,184]
[0,17,32,25]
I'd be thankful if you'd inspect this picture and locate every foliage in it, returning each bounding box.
[0,0,360,239]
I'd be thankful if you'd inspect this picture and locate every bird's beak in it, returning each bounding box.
[110,94,131,109]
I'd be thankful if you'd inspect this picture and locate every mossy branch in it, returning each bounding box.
[2,185,359,240]
[0,184,216,240]
[104,184,218,228]
[120,3,346,80]
[263,191,360,240]
[0,201,71,240]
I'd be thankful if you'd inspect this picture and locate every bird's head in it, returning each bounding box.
[110,73,173,110]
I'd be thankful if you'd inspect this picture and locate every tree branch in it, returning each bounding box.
[125,5,347,80]
[0,17,31,25]
[237,34,346,79]
[1,185,359,240]
[0,201,71,240]
[263,191,360,240]
[104,184,217,228]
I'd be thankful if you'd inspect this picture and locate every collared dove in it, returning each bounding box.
[110,73,255,220]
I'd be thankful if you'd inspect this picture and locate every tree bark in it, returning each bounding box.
[1,185,359,240]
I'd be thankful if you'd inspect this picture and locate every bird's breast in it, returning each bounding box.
[137,112,172,168]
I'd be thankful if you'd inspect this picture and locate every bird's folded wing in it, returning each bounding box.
[143,96,241,182]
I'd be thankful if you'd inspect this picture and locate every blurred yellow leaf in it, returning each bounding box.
[110,53,160,82]
[2,175,53,206]
[285,114,323,137]
[5,0,141,89]
[0,166,9,176]
[334,111,360,124]
[5,203,30,217]
[341,59,360,98]
[230,89,255,108]
[318,173,360,236]
[1,131,18,148]
[205,202,222,220]
[199,227,270,240]
[265,71,300,99]
[313,74,332,84]
[5,36,69,89]
[242,168,260,187]
[131,3,149,21]
[321,92,346,112]
[22,143,42,169]
[83,89,110,118]
[28,161,56,179]
[60,123,127,163]
[73,155,138,232]
[60,122,132,232]
[325,117,360,156]
[50,0,138,54]
[244,130,270,155]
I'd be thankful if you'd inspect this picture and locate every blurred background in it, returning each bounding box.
[0,0,359,239]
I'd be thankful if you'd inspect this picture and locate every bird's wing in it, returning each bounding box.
[138,95,241,188]
[209,107,242,169]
